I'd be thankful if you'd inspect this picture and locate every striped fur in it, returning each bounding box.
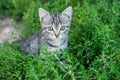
[20,6,72,55]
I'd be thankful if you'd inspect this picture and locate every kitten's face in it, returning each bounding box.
[38,6,72,39]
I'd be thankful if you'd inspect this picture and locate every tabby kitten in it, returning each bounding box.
[20,6,72,55]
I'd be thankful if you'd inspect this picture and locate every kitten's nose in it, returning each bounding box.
[54,31,60,38]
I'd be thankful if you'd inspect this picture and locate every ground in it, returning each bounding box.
[0,16,23,44]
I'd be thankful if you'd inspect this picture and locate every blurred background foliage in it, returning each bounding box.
[0,0,120,80]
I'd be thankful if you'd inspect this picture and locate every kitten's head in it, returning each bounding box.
[38,6,72,39]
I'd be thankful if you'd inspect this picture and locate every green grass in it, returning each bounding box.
[0,0,120,80]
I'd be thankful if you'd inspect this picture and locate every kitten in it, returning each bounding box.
[20,6,72,56]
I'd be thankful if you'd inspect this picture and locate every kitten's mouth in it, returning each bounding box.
[47,39,66,47]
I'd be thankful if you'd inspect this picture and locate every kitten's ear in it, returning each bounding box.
[38,8,50,22]
[62,6,72,20]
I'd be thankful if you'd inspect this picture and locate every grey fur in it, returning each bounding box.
[20,6,72,55]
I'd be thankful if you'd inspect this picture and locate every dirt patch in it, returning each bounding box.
[0,17,23,44]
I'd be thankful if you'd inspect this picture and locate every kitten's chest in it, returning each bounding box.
[47,38,68,52]
[52,38,64,46]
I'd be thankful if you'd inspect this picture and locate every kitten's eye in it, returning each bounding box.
[60,26,66,30]
[48,26,53,31]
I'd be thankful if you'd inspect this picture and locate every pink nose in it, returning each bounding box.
[54,31,60,38]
